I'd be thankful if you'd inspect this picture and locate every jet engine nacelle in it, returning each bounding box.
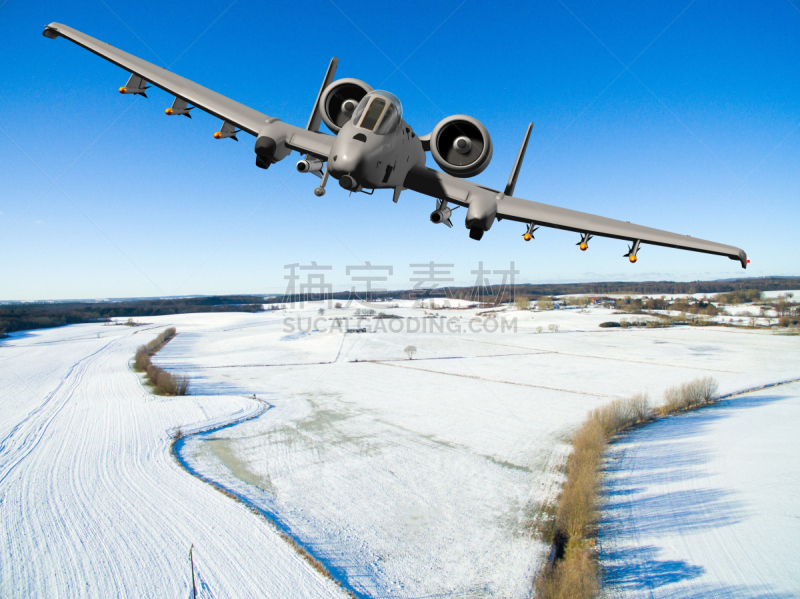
[429,115,493,178]
[319,78,373,133]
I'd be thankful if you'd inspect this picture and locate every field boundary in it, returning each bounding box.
[371,360,621,398]
[132,327,189,395]
[169,398,361,599]
[537,375,800,597]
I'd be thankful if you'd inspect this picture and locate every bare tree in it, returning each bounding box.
[760,306,774,328]
[404,345,417,360]
[775,293,795,317]
[514,295,530,311]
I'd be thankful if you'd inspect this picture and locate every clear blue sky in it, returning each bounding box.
[2,0,798,300]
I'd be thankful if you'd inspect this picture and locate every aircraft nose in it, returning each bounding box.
[328,152,359,178]
[328,134,365,180]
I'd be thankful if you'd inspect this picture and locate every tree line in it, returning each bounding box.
[267,276,800,306]
[0,296,263,337]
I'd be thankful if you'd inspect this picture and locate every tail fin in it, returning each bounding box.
[504,122,533,197]
[306,57,339,132]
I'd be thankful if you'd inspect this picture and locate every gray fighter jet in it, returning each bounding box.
[43,23,748,268]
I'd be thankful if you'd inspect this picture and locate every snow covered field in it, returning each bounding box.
[2,302,798,598]
[0,323,346,598]
[598,382,800,598]
[155,302,798,598]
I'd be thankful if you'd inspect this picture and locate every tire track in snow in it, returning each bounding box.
[0,338,117,489]
[1,325,349,598]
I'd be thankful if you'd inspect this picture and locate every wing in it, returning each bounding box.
[42,23,333,158]
[404,165,748,268]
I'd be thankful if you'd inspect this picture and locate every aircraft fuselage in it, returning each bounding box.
[328,119,426,191]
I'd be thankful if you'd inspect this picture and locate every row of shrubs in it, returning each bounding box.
[660,377,718,415]
[133,327,189,396]
[536,377,718,598]
[599,318,669,328]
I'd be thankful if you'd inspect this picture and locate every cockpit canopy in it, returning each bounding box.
[351,90,402,135]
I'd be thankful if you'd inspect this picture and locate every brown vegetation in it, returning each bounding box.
[537,393,651,598]
[659,377,718,416]
[538,378,719,597]
[714,289,763,304]
[133,327,188,396]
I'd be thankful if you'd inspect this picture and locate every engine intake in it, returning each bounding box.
[319,78,373,133]
[429,115,493,178]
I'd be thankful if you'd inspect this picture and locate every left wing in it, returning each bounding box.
[42,23,333,158]
[404,165,748,268]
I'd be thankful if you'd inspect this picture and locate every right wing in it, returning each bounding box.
[404,165,748,268]
[42,23,333,158]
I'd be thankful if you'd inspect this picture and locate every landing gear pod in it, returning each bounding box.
[429,115,493,178]
[253,120,292,170]
[464,193,497,240]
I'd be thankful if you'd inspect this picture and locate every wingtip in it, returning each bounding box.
[43,24,60,39]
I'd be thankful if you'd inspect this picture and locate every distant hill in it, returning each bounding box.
[498,276,800,298]
[0,296,263,337]
[270,276,800,304]
[3,277,798,337]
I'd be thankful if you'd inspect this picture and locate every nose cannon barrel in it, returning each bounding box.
[339,174,361,192]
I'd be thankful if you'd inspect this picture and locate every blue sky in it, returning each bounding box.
[1,0,798,300]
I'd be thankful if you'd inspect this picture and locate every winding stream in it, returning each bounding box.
[171,396,368,598]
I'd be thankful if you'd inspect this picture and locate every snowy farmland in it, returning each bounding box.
[2,301,799,597]
[0,323,345,598]
[599,382,800,598]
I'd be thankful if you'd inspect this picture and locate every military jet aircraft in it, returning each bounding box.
[43,23,748,268]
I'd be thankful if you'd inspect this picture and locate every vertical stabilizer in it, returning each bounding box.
[504,122,533,197]
[306,57,339,132]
